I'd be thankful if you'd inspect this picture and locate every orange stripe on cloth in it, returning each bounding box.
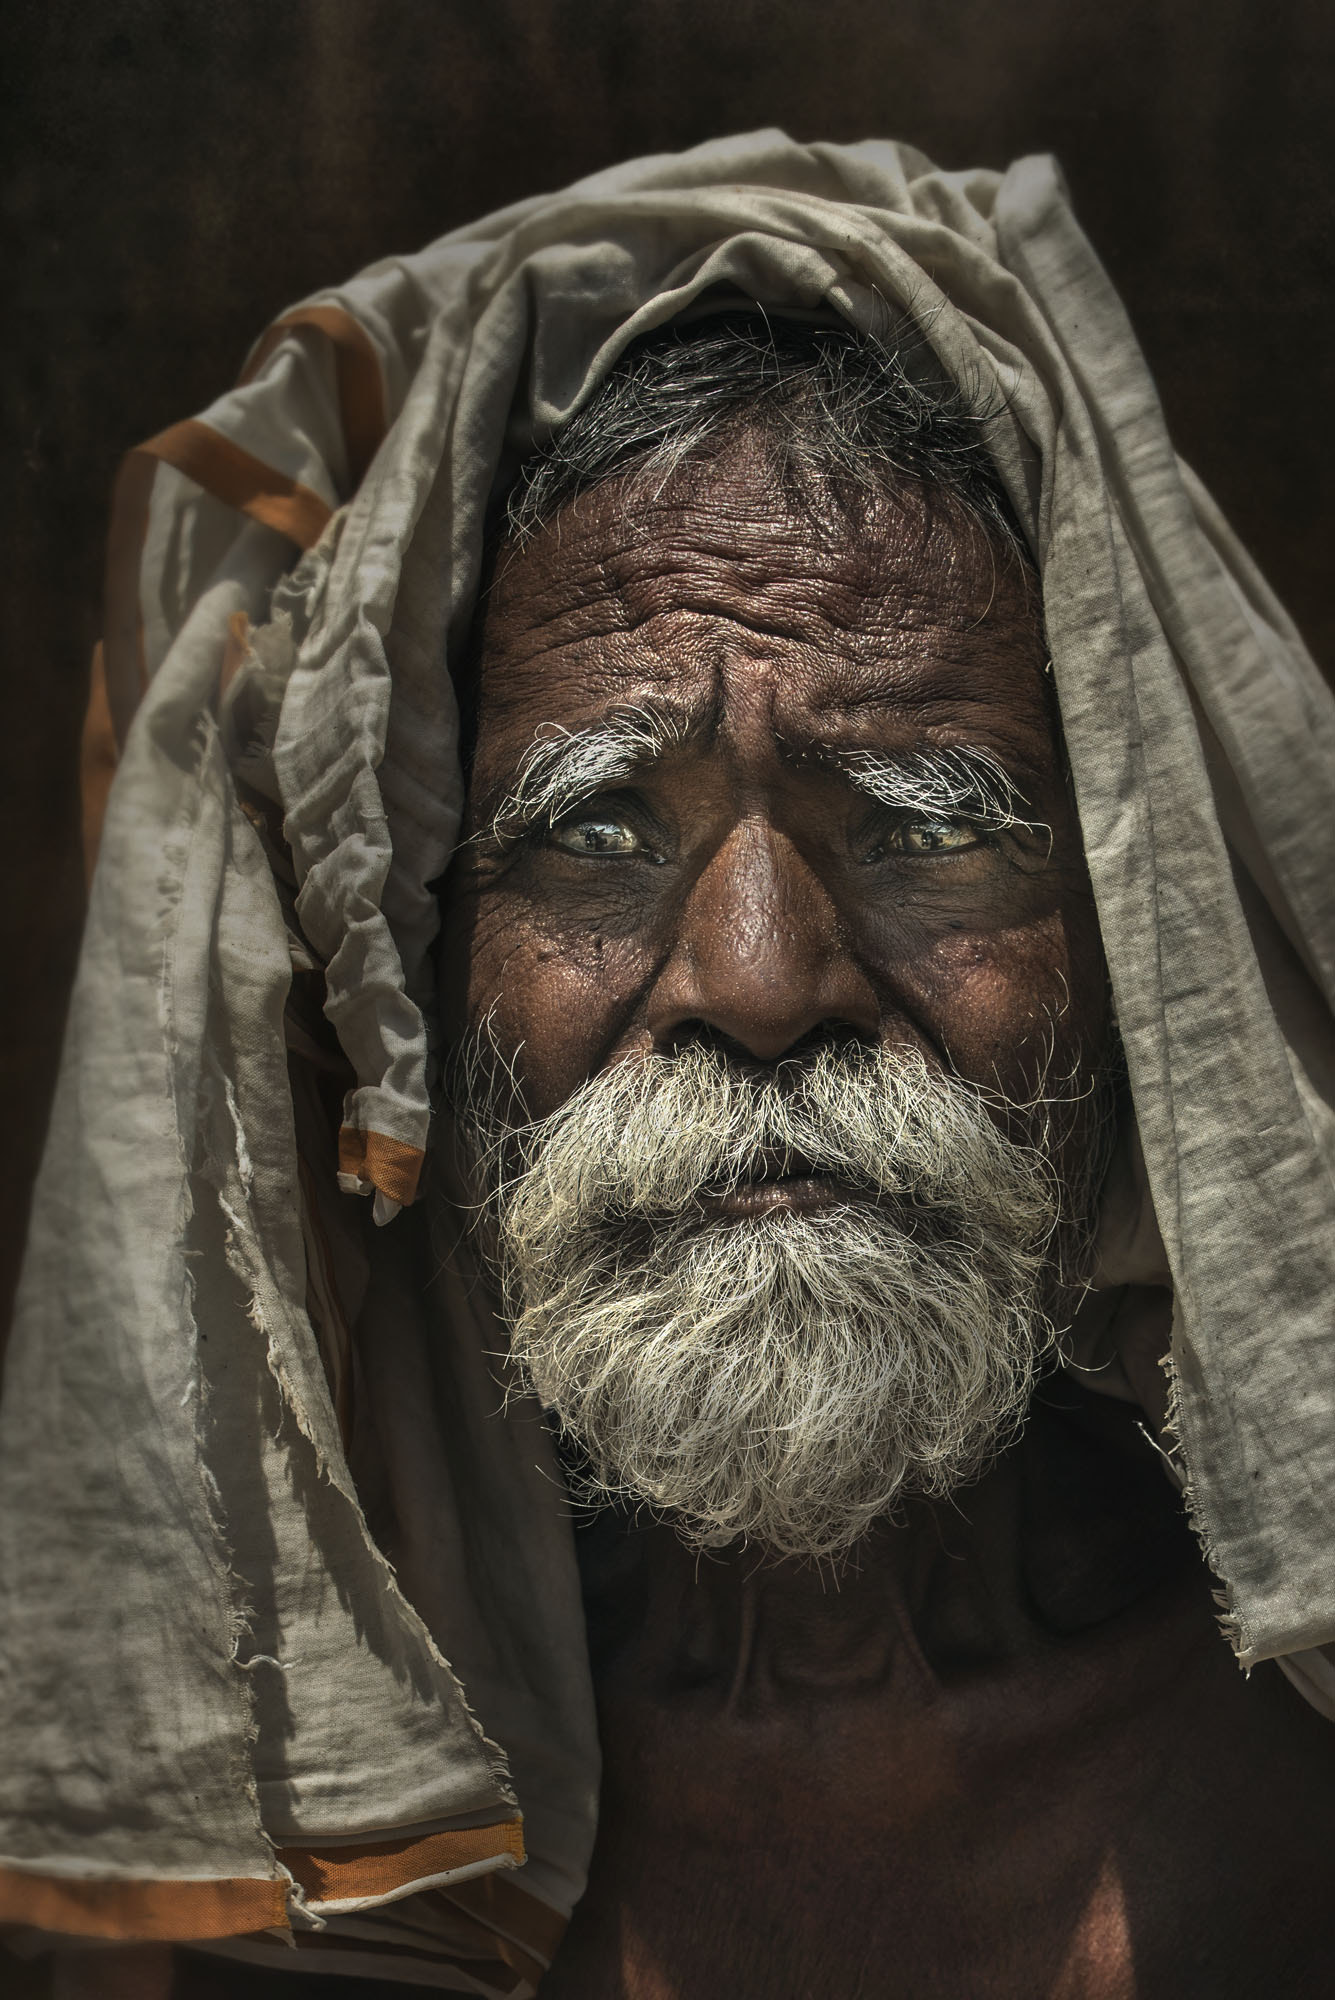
[0,1866,286,1942]
[94,304,367,766]
[140,419,333,551]
[80,642,119,885]
[278,1819,525,1908]
[242,304,388,490]
[338,1127,426,1207]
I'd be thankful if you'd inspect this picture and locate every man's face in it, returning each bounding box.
[442,434,1106,1135]
[437,433,1112,1555]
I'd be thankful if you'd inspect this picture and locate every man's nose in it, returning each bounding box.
[645,819,881,1061]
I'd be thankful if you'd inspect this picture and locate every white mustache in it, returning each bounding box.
[468,1042,1055,1237]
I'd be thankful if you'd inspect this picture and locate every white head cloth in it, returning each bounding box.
[3,131,1334,1979]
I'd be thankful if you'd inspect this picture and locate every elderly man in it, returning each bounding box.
[3,134,1335,1998]
[441,314,1335,1996]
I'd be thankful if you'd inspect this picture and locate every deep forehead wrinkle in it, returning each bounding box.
[490,528,1009,659]
[484,462,1031,664]
[475,587,1049,759]
[472,459,1051,771]
[792,656,1055,749]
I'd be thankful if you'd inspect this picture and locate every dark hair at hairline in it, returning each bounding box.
[455,312,1039,774]
[502,310,1030,563]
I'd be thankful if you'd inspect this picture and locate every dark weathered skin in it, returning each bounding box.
[437,440,1335,1999]
[540,1388,1335,1999]
[441,443,1109,1149]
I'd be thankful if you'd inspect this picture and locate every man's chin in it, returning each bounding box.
[551,1412,996,1562]
[507,1219,1046,1559]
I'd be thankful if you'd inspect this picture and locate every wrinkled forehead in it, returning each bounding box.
[464,436,1054,767]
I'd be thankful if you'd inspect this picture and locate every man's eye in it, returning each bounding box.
[867,817,984,859]
[547,816,644,856]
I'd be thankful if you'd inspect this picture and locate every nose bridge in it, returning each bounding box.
[647,815,879,1059]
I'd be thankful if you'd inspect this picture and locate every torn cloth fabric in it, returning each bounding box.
[3,128,1334,1980]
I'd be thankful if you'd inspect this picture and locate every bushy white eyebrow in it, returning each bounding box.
[483,719,1038,846]
[834,745,1035,831]
[485,703,688,843]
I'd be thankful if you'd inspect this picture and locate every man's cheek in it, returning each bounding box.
[908,918,1093,1091]
[464,911,652,1114]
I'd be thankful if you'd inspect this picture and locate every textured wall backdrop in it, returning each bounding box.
[4,0,1334,1334]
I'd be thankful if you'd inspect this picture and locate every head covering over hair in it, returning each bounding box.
[2,130,1333,1984]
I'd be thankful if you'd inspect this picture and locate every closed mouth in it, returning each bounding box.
[699,1153,870,1219]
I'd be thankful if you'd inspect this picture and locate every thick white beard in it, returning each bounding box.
[447,1042,1062,1559]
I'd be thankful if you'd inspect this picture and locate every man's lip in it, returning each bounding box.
[701,1173,866,1218]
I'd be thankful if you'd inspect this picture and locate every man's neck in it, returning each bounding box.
[569,1378,1200,1696]
[545,1382,1335,1999]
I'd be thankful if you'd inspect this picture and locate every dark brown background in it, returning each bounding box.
[4,0,1333,1339]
